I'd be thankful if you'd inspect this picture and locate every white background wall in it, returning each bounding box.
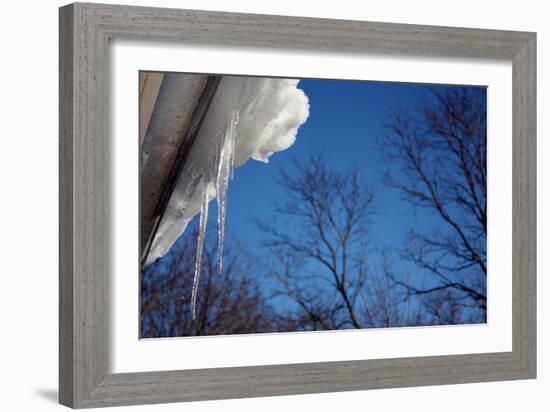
[0,0,546,411]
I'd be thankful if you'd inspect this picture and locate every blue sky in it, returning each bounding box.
[148,78,485,315]
[216,79,442,258]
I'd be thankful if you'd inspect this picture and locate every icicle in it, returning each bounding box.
[191,176,210,320]
[190,111,239,319]
[229,112,239,179]
[216,111,239,273]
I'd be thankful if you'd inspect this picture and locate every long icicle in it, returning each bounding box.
[229,112,239,180]
[216,111,239,273]
[191,111,239,320]
[191,176,210,320]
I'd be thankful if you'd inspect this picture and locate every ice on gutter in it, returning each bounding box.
[140,73,212,258]
[145,76,310,318]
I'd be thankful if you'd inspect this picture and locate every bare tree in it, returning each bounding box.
[381,87,487,322]
[140,226,276,337]
[257,152,418,330]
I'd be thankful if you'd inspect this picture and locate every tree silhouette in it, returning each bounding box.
[140,225,277,337]
[257,153,420,330]
[381,87,487,323]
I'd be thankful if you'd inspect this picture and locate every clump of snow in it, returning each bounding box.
[145,77,310,268]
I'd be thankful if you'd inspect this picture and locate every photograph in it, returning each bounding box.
[139,72,488,339]
[1,0,542,410]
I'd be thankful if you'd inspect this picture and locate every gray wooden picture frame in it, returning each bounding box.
[59,2,536,408]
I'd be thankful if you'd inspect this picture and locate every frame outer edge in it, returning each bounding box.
[58,2,537,408]
[512,33,537,378]
[59,3,75,408]
[61,3,111,407]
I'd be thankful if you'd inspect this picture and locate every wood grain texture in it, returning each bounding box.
[512,34,537,374]
[59,2,537,408]
[59,5,74,406]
